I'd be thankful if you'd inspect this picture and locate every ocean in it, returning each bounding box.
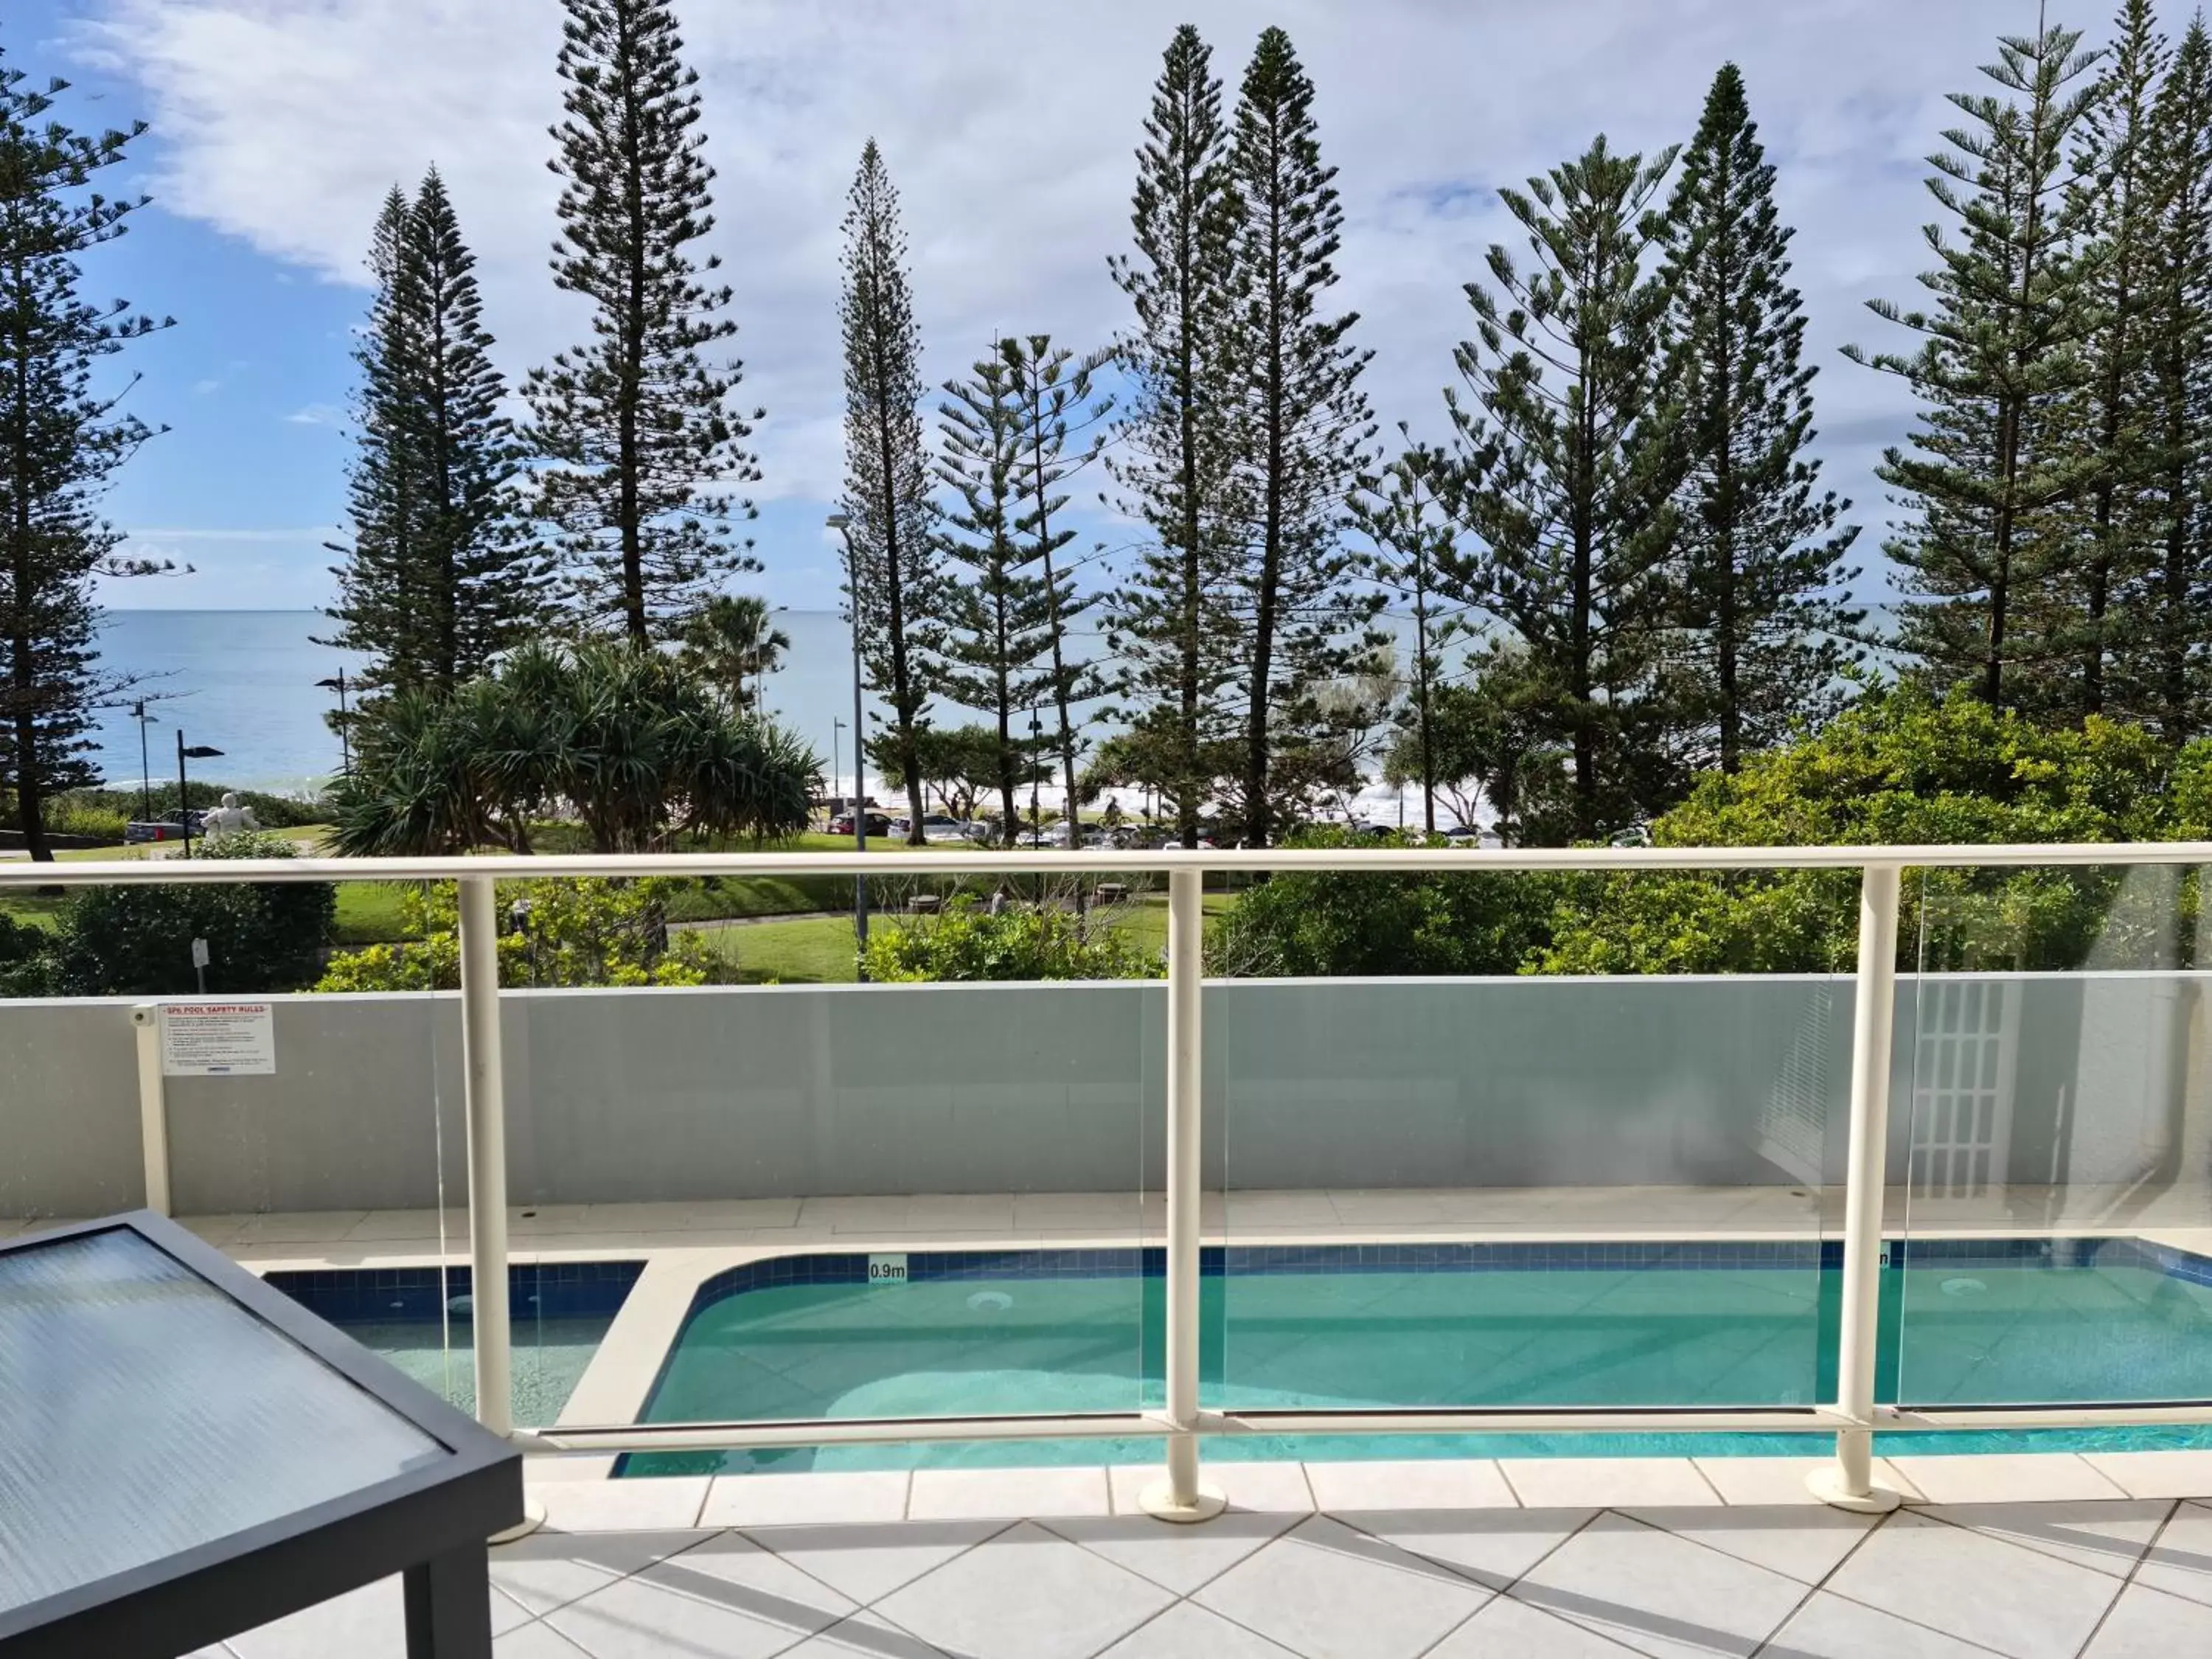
[85,610,1115,803]
[85,608,1429,818]
[89,611,366,797]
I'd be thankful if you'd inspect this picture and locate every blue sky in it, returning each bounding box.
[6,0,2132,616]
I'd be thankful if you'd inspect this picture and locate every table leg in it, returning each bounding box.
[403,1544,492,1659]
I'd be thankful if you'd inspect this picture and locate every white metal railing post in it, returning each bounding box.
[130,1004,170,1215]
[455,874,551,1540]
[1809,861,1905,1513]
[1141,868,1225,1523]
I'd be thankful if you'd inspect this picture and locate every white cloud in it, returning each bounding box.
[75,0,2120,566]
[122,526,334,541]
[282,402,344,426]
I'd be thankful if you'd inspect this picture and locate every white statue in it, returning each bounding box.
[201,791,260,841]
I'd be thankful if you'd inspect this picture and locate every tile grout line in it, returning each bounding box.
[1686,1459,1728,1506]
[2065,1498,2183,1659]
[835,1514,1023,1643]
[1809,1505,2158,1659]
[1742,1504,1907,1659]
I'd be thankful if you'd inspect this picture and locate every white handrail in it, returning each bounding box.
[8,838,2212,886]
[47,835,2212,1519]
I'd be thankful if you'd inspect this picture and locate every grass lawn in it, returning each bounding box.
[4,824,1216,960]
[0,826,335,931]
[699,915,863,984]
[696,886,1241,985]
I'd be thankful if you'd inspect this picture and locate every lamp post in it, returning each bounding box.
[825,513,869,967]
[175,733,223,858]
[1029,706,1043,844]
[131,699,158,824]
[315,670,351,773]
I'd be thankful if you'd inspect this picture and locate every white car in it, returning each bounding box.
[918,815,969,843]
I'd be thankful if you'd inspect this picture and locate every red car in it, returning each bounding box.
[828,811,892,837]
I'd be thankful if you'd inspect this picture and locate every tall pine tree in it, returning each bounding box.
[526,0,761,643]
[325,171,546,696]
[1846,15,2103,712]
[935,346,1051,843]
[1655,63,1861,773]
[2065,0,2166,720]
[322,189,419,700]
[1224,27,1376,846]
[2125,14,2212,738]
[1107,24,1246,849]
[1445,136,1684,842]
[0,49,172,861]
[839,139,937,845]
[1004,334,1113,854]
[1350,434,1470,833]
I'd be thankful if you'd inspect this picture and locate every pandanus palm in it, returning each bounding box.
[678,594,790,711]
[327,637,819,855]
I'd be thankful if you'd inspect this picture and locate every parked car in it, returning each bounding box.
[917,815,969,843]
[828,811,892,838]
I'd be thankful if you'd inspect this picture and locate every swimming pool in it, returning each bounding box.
[268,1261,642,1427]
[622,1239,2212,1476]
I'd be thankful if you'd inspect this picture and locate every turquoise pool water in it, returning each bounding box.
[622,1242,2212,1477]
[265,1262,641,1429]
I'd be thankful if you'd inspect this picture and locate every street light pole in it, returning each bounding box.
[133,700,155,823]
[826,514,869,970]
[316,671,351,773]
[175,734,223,858]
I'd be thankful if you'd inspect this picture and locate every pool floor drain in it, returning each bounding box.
[1941,1278,1988,1297]
[967,1291,1013,1313]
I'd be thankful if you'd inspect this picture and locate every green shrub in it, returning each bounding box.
[55,832,336,995]
[0,914,59,996]
[1206,826,1560,978]
[41,793,130,841]
[38,782,328,837]
[316,877,718,990]
[862,899,1166,982]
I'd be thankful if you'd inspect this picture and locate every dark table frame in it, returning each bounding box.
[0,1211,521,1659]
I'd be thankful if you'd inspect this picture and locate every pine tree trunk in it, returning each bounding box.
[617,15,650,645]
[995,594,1017,846]
[872,336,928,846]
[1712,176,1742,776]
[1242,179,1287,849]
[2161,434,2191,739]
[1985,395,2020,707]
[5,348,49,864]
[1413,571,1436,834]
[1175,265,1204,851]
[429,285,459,694]
[2085,319,2127,721]
[1570,359,1598,839]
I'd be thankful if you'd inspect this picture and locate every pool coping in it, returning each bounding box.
[39,1189,2201,1489]
[517,1447,2212,1527]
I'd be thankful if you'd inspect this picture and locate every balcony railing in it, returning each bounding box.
[5,839,2211,1524]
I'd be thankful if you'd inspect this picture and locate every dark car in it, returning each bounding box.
[828,811,893,838]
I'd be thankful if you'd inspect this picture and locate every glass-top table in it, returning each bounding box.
[0,1214,520,1658]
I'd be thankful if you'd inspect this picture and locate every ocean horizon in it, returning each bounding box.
[84,608,1112,803]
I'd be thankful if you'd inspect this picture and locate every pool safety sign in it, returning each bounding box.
[159,1001,277,1077]
[868,1253,908,1284]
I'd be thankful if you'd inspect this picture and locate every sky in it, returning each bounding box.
[1,0,2151,615]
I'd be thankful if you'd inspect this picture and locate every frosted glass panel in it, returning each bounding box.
[0,1228,445,1613]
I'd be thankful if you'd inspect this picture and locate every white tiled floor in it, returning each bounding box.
[181,1463,2212,1659]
